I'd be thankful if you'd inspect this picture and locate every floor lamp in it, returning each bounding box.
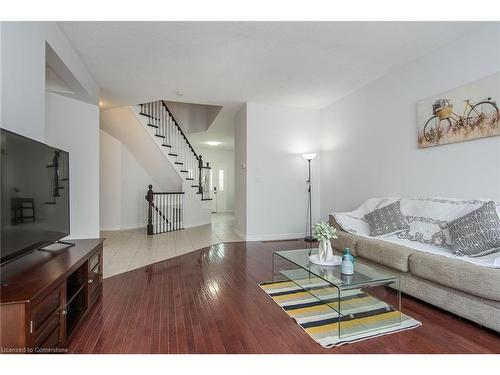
[302,153,317,242]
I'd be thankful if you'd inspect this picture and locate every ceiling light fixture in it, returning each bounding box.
[205,141,222,146]
[176,91,184,96]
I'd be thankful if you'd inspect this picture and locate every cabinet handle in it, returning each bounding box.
[61,309,67,316]
[88,279,93,284]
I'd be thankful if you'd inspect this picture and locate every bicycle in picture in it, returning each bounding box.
[423,97,499,144]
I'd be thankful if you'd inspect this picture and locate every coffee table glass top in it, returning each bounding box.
[274,248,396,290]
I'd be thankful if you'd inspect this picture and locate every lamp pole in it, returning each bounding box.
[302,153,317,243]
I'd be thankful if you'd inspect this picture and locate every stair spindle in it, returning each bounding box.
[160,101,164,139]
[154,101,158,128]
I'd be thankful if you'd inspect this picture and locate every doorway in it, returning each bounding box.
[210,165,227,213]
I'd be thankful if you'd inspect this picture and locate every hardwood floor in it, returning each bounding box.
[68,240,500,353]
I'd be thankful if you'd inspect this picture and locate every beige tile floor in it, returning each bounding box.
[102,213,241,278]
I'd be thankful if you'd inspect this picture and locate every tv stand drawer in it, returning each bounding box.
[30,282,65,349]
[32,287,63,331]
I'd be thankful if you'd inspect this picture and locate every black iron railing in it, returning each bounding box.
[139,101,212,200]
[146,185,184,235]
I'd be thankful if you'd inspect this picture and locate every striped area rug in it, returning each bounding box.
[260,278,421,347]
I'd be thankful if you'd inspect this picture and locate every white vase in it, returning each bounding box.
[318,239,334,263]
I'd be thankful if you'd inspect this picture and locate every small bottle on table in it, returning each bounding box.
[341,247,355,275]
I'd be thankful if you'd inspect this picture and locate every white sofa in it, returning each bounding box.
[329,197,500,332]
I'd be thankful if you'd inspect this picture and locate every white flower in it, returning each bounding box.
[312,221,338,241]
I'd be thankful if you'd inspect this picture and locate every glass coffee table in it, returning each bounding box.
[273,248,401,340]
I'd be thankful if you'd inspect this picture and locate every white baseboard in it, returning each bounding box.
[233,228,246,240]
[243,232,306,242]
[100,224,146,232]
[121,224,146,231]
[100,225,122,232]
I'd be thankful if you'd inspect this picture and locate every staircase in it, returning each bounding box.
[136,100,215,234]
[100,100,213,232]
[138,100,213,202]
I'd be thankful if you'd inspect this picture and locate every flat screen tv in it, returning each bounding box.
[1,129,70,264]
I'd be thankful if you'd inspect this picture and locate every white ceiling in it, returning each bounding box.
[59,21,485,109]
[59,21,485,149]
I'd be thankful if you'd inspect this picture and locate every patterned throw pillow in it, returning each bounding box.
[364,201,410,237]
[448,201,500,257]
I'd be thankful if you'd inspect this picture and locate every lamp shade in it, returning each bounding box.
[302,153,316,160]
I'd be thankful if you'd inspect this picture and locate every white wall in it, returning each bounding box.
[100,130,122,230]
[1,22,101,240]
[100,129,164,231]
[1,22,46,140]
[244,103,321,240]
[121,146,157,229]
[320,23,500,216]
[1,22,98,142]
[234,105,247,237]
[198,147,235,212]
[45,92,100,238]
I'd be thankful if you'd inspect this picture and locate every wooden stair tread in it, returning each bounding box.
[139,112,160,121]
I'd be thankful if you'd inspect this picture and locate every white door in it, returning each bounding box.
[210,164,227,213]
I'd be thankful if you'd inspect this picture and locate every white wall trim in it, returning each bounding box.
[100,225,123,232]
[101,224,147,232]
[233,228,247,240]
[243,232,306,242]
[120,224,146,231]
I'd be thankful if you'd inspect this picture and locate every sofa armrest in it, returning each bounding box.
[328,214,342,231]
[329,214,359,255]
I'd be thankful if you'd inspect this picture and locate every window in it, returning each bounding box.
[208,169,213,192]
[218,169,225,191]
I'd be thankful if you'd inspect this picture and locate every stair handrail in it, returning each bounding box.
[160,100,201,161]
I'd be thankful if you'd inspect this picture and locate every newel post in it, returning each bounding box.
[146,184,154,235]
[198,155,203,195]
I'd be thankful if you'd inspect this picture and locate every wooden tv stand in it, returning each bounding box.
[0,239,104,353]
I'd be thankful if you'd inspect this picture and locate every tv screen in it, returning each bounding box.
[1,129,70,264]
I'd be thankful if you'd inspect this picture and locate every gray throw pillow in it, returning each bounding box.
[364,201,410,237]
[448,201,500,257]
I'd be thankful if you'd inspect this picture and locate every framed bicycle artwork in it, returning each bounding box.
[417,72,500,148]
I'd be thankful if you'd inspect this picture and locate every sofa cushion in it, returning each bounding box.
[355,237,413,272]
[409,251,500,301]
